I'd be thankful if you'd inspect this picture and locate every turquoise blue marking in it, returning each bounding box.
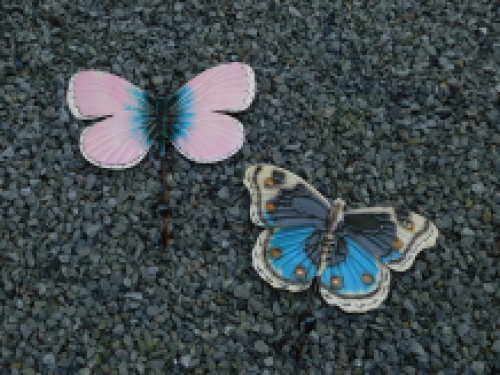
[263,212,274,226]
[380,250,402,263]
[320,236,380,293]
[347,238,378,275]
[124,88,154,146]
[268,226,316,281]
[170,86,195,143]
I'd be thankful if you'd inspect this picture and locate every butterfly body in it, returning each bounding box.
[244,165,439,313]
[154,96,176,155]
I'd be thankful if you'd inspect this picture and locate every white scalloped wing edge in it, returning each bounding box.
[239,64,256,111]
[79,127,150,170]
[345,207,439,272]
[252,229,312,293]
[67,71,94,120]
[320,266,391,313]
[243,164,331,227]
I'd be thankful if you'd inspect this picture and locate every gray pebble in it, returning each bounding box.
[492,340,500,353]
[254,340,269,354]
[233,284,251,299]
[471,361,485,374]
[218,186,229,199]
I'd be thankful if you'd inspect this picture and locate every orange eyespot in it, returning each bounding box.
[269,248,282,259]
[264,177,274,187]
[392,239,404,249]
[266,203,275,212]
[294,266,307,278]
[330,276,343,289]
[361,273,374,285]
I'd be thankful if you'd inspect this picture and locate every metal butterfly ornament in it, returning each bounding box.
[244,165,439,355]
[67,63,255,246]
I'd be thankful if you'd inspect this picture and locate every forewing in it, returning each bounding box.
[243,164,331,228]
[67,70,147,119]
[171,62,255,113]
[67,71,155,169]
[168,63,255,163]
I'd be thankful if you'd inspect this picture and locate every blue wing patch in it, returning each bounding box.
[268,226,318,281]
[380,250,402,263]
[252,225,324,292]
[246,165,332,292]
[321,236,383,294]
[319,234,393,313]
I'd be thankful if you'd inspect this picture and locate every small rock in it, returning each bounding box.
[255,340,269,353]
[180,355,191,367]
[218,186,229,199]
[471,182,485,194]
[42,353,55,366]
[272,301,282,316]
[151,76,163,85]
[233,284,251,299]
[471,361,485,374]
[492,340,500,353]
[461,228,474,236]
[124,292,143,300]
[457,323,470,337]
[410,340,426,357]
[385,180,395,190]
[85,224,101,237]
[483,283,495,294]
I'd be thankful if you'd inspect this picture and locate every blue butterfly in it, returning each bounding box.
[244,164,439,313]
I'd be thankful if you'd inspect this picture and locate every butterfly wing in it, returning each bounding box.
[319,207,439,313]
[244,165,330,227]
[169,63,255,163]
[67,70,155,169]
[244,165,331,292]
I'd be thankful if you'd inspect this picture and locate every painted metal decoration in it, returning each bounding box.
[67,63,255,246]
[244,165,439,356]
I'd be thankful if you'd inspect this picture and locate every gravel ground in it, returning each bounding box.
[1,1,500,374]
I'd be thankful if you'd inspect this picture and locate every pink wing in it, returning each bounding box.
[67,71,154,169]
[169,62,255,163]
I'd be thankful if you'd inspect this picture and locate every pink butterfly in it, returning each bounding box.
[67,63,255,246]
[67,62,255,169]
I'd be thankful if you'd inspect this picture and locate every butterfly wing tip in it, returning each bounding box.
[67,71,94,120]
[242,64,256,109]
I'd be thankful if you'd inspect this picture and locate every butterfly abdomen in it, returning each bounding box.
[155,89,195,153]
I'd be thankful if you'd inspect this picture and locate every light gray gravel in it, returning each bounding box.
[1,0,499,374]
